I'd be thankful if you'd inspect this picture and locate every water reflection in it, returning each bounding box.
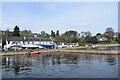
[105,56,117,65]
[2,53,118,78]
[2,55,32,75]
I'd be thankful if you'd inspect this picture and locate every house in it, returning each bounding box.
[55,43,79,48]
[114,32,119,38]
[23,37,54,49]
[4,37,55,50]
[97,37,108,42]
[4,37,24,50]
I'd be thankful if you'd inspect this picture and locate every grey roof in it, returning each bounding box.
[25,37,51,41]
[7,37,51,41]
[7,37,24,41]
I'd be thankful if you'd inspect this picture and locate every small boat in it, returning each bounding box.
[29,51,41,54]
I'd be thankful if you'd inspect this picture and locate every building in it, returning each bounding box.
[97,37,108,42]
[4,37,55,50]
[114,32,119,38]
[55,43,79,48]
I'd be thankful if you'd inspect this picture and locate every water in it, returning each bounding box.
[2,53,119,78]
[94,46,120,50]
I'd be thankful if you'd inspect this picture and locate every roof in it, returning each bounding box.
[7,37,51,41]
[7,37,24,41]
[25,37,51,41]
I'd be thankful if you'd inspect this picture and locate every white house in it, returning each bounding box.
[55,43,79,48]
[97,37,108,42]
[4,37,55,50]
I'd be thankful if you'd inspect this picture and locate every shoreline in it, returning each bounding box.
[64,44,120,49]
[0,49,119,56]
[0,44,120,56]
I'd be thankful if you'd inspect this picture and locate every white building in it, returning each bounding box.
[4,37,55,50]
[55,43,79,48]
[97,37,108,42]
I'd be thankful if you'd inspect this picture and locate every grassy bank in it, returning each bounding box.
[97,41,118,44]
[0,49,50,53]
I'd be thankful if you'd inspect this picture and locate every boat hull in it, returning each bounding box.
[29,51,41,54]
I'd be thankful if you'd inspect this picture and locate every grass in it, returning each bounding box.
[97,41,118,44]
[1,49,50,53]
[79,41,118,45]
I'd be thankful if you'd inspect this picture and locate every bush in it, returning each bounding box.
[79,43,85,46]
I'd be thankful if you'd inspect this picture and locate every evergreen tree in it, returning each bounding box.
[56,30,59,36]
[13,25,20,36]
[51,30,55,37]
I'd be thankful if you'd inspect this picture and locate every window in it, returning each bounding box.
[8,41,10,44]
[32,41,34,44]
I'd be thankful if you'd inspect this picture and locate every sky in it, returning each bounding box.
[1,2,118,35]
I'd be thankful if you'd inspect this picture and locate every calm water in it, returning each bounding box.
[2,53,119,78]
[94,46,120,50]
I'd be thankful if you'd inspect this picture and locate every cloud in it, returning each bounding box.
[1,2,118,35]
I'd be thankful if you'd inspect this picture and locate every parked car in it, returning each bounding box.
[16,47,23,50]
[8,46,15,51]
[8,46,23,51]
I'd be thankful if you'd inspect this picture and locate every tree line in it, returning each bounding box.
[0,25,120,47]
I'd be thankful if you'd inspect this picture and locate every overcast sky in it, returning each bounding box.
[1,2,118,35]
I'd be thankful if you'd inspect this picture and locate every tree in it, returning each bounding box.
[0,30,13,47]
[61,30,80,43]
[54,36,65,43]
[41,31,46,37]
[0,31,2,48]
[56,30,59,36]
[104,27,114,41]
[85,31,92,37]
[20,30,32,37]
[81,31,92,37]
[81,32,86,37]
[90,36,98,44]
[72,37,79,43]
[5,30,13,37]
[13,25,20,37]
[45,33,50,38]
[96,33,101,37]
[62,30,79,38]
[1,31,6,48]
[85,36,91,43]
[51,30,55,37]
[105,27,114,37]
[117,33,120,43]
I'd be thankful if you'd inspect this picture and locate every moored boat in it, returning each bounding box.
[29,51,41,54]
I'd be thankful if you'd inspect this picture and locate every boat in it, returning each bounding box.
[29,51,41,54]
